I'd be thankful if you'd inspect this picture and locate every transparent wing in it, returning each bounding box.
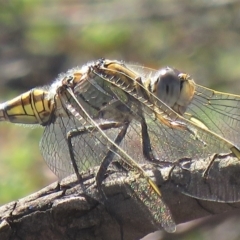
[96,62,236,159]
[185,85,240,148]
[39,83,176,233]
[40,116,109,179]
[169,153,240,203]
[38,59,240,204]
[128,63,240,148]
[91,60,240,203]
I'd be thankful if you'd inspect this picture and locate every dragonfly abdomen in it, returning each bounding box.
[0,89,53,125]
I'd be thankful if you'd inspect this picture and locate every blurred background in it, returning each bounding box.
[1,0,240,239]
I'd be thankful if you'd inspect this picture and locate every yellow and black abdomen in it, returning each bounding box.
[0,89,54,125]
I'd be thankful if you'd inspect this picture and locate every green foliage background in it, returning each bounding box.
[1,1,240,239]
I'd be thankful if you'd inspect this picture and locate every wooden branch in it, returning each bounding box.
[1,153,240,240]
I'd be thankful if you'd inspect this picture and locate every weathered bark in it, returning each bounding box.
[1,153,240,240]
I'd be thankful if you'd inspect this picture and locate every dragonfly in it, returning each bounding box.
[0,59,176,232]
[1,59,240,231]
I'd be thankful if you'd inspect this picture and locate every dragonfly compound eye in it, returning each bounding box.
[153,68,182,109]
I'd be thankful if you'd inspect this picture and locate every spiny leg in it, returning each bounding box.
[141,115,174,169]
[96,121,130,199]
[66,121,125,188]
[141,117,160,163]
[135,76,170,165]
[203,153,219,180]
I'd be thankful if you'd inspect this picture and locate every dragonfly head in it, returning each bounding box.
[152,67,195,115]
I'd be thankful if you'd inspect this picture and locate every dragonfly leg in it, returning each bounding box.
[167,157,193,180]
[141,117,161,163]
[66,121,126,188]
[141,116,181,171]
[167,154,219,183]
[167,154,221,187]
[202,153,219,179]
[67,128,87,188]
[96,121,130,200]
